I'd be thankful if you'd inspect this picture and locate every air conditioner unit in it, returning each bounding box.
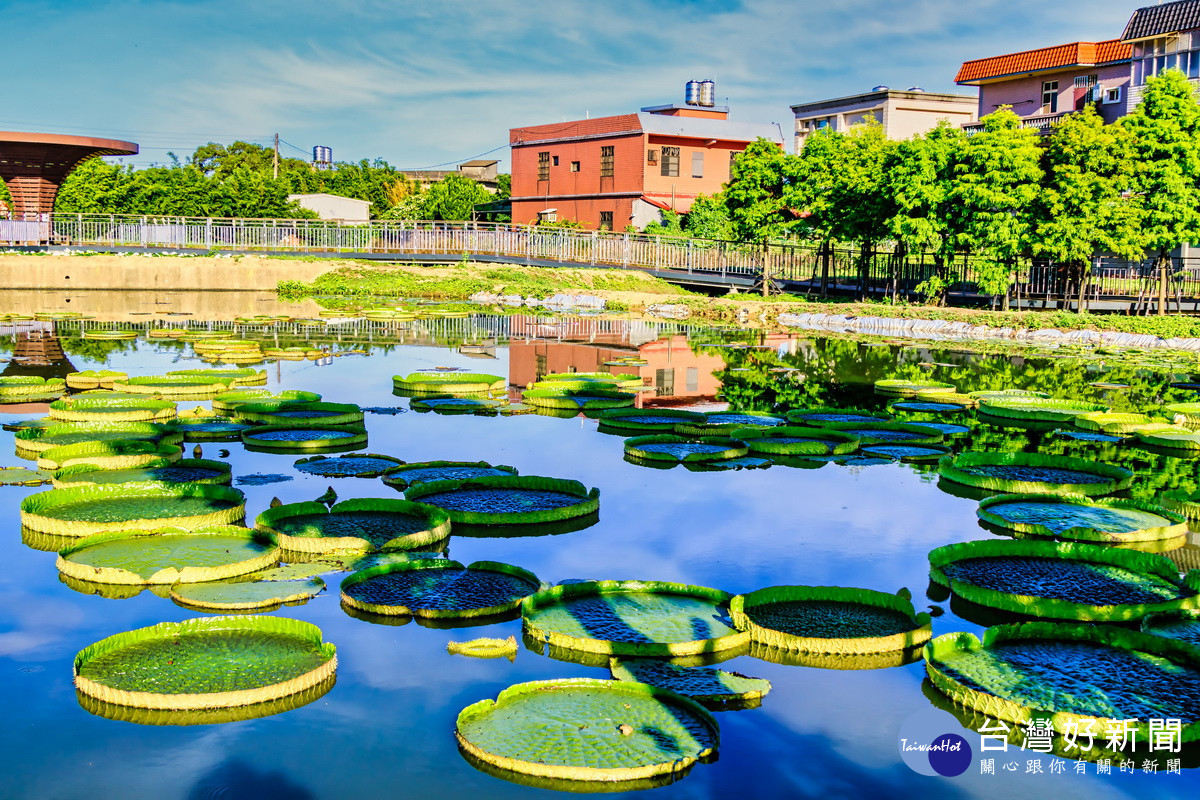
[647,149,658,163]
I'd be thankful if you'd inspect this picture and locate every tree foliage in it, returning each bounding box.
[723,138,794,241]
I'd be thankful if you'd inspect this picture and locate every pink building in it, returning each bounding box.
[955,40,1132,133]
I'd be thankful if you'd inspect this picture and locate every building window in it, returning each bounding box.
[600,146,614,178]
[1103,86,1123,105]
[685,367,698,393]
[660,146,680,177]
[1074,74,1100,105]
[570,161,580,172]
[599,211,614,231]
[691,152,704,178]
[552,155,559,166]
[655,368,675,396]
[1041,81,1059,114]
[537,151,550,181]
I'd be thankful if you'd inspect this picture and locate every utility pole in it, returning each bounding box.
[273,133,280,180]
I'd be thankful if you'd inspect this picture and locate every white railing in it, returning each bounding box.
[0,214,816,282]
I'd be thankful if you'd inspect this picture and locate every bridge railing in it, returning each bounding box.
[0,214,789,278]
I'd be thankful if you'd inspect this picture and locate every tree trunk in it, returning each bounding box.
[1158,249,1169,316]
[1077,259,1088,313]
[819,240,830,298]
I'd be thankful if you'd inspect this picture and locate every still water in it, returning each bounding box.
[2,304,1199,800]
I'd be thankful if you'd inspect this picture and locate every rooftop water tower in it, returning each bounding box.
[685,80,703,106]
[312,145,333,170]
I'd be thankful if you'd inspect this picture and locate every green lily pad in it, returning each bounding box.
[170,577,325,612]
[925,623,1200,747]
[929,539,1200,621]
[404,475,599,526]
[241,425,367,452]
[594,409,706,434]
[940,452,1133,496]
[340,559,540,617]
[456,678,718,783]
[294,453,405,478]
[52,458,232,488]
[624,435,748,463]
[785,407,891,426]
[978,494,1188,544]
[56,527,278,584]
[609,659,771,708]
[380,461,518,490]
[255,497,450,554]
[211,389,322,416]
[522,580,748,657]
[235,401,364,426]
[392,372,504,394]
[0,466,52,486]
[74,616,337,709]
[21,483,246,538]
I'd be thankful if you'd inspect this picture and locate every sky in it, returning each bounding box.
[0,0,1150,171]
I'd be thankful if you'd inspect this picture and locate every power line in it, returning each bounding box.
[398,144,508,171]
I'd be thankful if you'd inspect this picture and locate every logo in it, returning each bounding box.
[899,710,977,777]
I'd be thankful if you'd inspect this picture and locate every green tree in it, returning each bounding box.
[495,174,512,200]
[951,108,1044,305]
[883,122,967,303]
[683,194,734,240]
[723,138,794,241]
[1035,104,1142,311]
[1119,67,1200,315]
[642,209,686,238]
[416,173,493,220]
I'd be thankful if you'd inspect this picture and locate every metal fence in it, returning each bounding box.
[2,213,1196,306]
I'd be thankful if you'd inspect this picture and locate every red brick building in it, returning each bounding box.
[509,90,783,231]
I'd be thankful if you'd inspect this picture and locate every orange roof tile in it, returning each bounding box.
[956,39,1132,84]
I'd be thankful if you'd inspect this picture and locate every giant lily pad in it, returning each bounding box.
[380,461,518,490]
[874,379,955,397]
[977,397,1109,423]
[255,497,451,554]
[673,411,783,437]
[609,659,771,709]
[820,422,944,446]
[521,388,635,410]
[785,407,891,427]
[74,616,337,710]
[0,466,52,486]
[1141,610,1200,646]
[112,375,236,397]
[167,367,268,387]
[175,416,254,441]
[1135,426,1200,452]
[978,493,1188,544]
[729,586,931,654]
[928,539,1200,621]
[52,458,231,488]
[170,577,326,612]
[456,678,718,783]
[56,527,278,585]
[15,422,181,456]
[521,580,748,657]
[21,482,246,538]
[36,440,183,471]
[234,401,364,426]
[65,370,127,391]
[410,395,503,414]
[241,424,367,452]
[392,372,504,395]
[404,475,599,526]
[593,408,706,435]
[729,425,859,456]
[925,623,1200,747]
[0,376,65,402]
[623,435,748,464]
[211,389,321,416]
[340,559,540,618]
[538,372,643,390]
[48,397,176,424]
[295,453,405,478]
[939,452,1133,496]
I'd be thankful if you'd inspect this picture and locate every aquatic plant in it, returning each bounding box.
[977,396,1110,423]
[56,527,278,585]
[295,453,405,478]
[392,372,505,394]
[21,482,246,537]
[48,396,177,424]
[234,401,364,426]
[170,577,326,612]
[241,424,368,452]
[609,659,771,708]
[874,379,956,397]
[522,579,748,657]
[65,370,127,391]
[624,435,749,463]
[255,497,451,554]
[592,408,706,435]
[404,475,600,525]
[340,559,540,618]
[456,678,719,783]
[52,458,231,488]
[978,493,1188,544]
[928,538,1200,621]
[729,586,931,654]
[36,440,184,471]
[520,388,636,410]
[73,616,337,710]
[380,461,518,490]
[939,451,1133,496]
[731,425,860,456]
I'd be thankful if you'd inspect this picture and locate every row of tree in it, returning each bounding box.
[660,68,1200,309]
[9,141,505,221]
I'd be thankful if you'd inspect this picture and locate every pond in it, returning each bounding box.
[2,300,1200,799]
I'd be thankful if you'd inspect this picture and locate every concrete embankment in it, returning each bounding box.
[0,254,333,291]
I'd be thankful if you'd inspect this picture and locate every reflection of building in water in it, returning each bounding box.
[3,324,75,379]
[509,335,726,404]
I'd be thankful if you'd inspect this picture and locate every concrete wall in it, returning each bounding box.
[0,255,333,292]
[977,63,1129,122]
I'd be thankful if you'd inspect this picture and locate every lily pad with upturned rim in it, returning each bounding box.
[521,388,636,411]
[255,497,451,554]
[21,482,246,538]
[592,408,706,435]
[35,440,183,472]
[928,538,1200,621]
[392,372,505,395]
[729,585,932,654]
[294,453,405,478]
[211,389,322,416]
[729,425,860,456]
[521,579,748,657]
[241,424,367,452]
[924,622,1200,747]
[404,475,599,526]
[609,658,771,709]
[379,461,518,491]
[939,452,1133,496]
[169,577,326,612]
[784,407,892,427]
[234,401,364,427]
[977,493,1188,544]
[51,458,231,488]
[48,397,177,424]
[455,678,719,783]
[340,559,540,618]
[0,466,52,486]
[623,435,748,463]
[977,397,1110,423]
[73,616,337,710]
[56,527,279,585]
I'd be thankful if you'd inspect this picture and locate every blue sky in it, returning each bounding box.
[1,0,1148,170]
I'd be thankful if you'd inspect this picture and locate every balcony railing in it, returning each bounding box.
[963,110,1076,135]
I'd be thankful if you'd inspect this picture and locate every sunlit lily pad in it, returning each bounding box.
[456,678,719,783]
[52,458,231,488]
[404,475,599,526]
[939,452,1133,496]
[978,493,1188,544]
[294,453,404,478]
[242,424,367,452]
[21,482,246,538]
[392,372,504,394]
[624,435,748,463]
[522,580,748,657]
[255,497,450,554]
[610,658,771,708]
[73,616,337,710]
[170,577,326,612]
[380,460,518,490]
[56,527,278,585]
[0,466,52,486]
